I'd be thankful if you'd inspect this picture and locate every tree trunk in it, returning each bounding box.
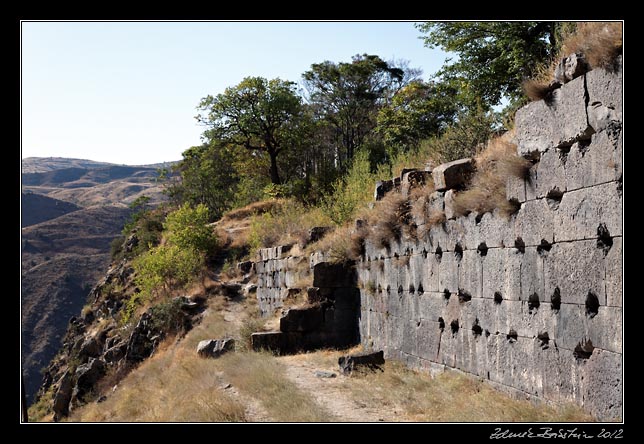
[269,151,282,185]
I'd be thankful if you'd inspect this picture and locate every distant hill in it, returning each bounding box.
[22,159,176,207]
[21,205,132,403]
[21,193,81,228]
[21,157,176,174]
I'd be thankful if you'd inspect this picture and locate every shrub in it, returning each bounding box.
[561,22,622,70]
[320,150,378,226]
[164,203,217,255]
[310,224,367,264]
[149,298,187,334]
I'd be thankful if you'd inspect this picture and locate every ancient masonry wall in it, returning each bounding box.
[253,61,622,420]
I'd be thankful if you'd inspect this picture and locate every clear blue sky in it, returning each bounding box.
[21,21,447,165]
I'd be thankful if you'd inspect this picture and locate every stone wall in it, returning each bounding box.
[252,61,622,420]
[358,61,622,421]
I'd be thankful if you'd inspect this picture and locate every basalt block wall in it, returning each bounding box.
[359,62,622,421]
[254,62,622,420]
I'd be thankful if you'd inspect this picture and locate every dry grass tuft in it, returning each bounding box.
[452,138,530,218]
[310,224,367,264]
[524,22,622,101]
[561,22,622,70]
[219,199,283,223]
[368,193,411,249]
[409,184,446,238]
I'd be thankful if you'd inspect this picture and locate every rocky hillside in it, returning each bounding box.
[21,205,132,403]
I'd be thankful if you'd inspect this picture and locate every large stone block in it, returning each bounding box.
[416,320,442,361]
[534,147,567,198]
[513,199,555,246]
[604,237,622,308]
[580,349,622,421]
[537,345,579,404]
[584,306,622,354]
[506,174,527,203]
[477,211,509,248]
[515,75,592,157]
[312,262,357,288]
[432,158,474,191]
[438,251,459,294]
[458,249,482,300]
[544,240,606,307]
[520,247,545,303]
[585,61,622,123]
[418,292,447,322]
[565,130,621,191]
[554,182,622,242]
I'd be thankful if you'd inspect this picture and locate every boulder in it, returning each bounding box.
[103,342,127,363]
[197,338,235,358]
[73,358,105,400]
[125,312,157,363]
[78,336,102,360]
[52,371,73,421]
[432,158,474,191]
[314,370,337,378]
[338,350,385,375]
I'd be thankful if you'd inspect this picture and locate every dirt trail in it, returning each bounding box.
[278,354,400,422]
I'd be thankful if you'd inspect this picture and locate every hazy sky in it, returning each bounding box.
[21,21,448,165]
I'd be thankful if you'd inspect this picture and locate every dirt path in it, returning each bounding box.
[278,354,400,422]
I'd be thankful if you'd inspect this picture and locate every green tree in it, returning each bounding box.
[302,54,410,168]
[197,77,305,185]
[376,80,459,157]
[416,22,559,109]
[169,142,237,221]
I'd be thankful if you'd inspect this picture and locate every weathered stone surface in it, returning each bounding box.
[313,262,357,288]
[581,349,622,421]
[401,170,432,198]
[565,131,621,191]
[544,240,606,306]
[515,75,592,157]
[513,199,555,246]
[74,358,105,400]
[251,331,282,352]
[103,341,127,363]
[534,148,567,198]
[444,189,458,220]
[432,158,474,191]
[604,237,622,308]
[585,61,622,123]
[554,53,589,84]
[338,350,385,374]
[554,181,622,242]
[78,336,102,360]
[197,338,235,358]
[506,174,526,203]
[280,306,323,332]
[52,371,73,421]
[584,306,621,354]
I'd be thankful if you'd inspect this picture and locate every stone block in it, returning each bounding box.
[432,158,474,191]
[584,305,622,354]
[534,147,567,198]
[197,338,235,358]
[544,240,606,307]
[565,130,621,191]
[554,182,622,242]
[312,262,357,288]
[506,174,527,203]
[444,189,458,220]
[604,237,622,308]
[515,75,591,157]
[554,53,589,83]
[438,250,459,294]
[477,211,508,248]
[520,247,545,303]
[513,199,555,246]
[374,179,394,201]
[280,306,323,333]
[580,349,622,421]
[458,249,482,300]
[585,61,622,123]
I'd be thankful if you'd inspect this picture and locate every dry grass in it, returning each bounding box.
[452,137,530,218]
[281,349,592,422]
[310,224,367,264]
[219,200,283,223]
[218,352,336,422]
[410,184,446,238]
[524,22,622,101]
[367,193,411,249]
[561,22,622,70]
[342,361,593,422]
